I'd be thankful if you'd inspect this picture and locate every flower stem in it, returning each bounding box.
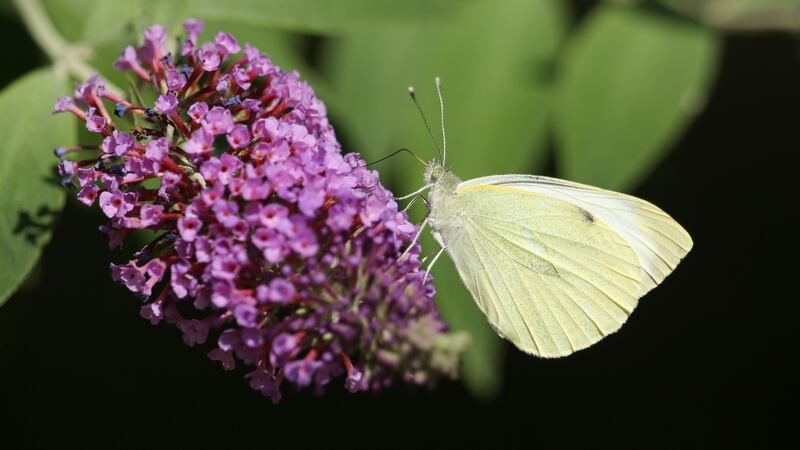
[12,0,123,97]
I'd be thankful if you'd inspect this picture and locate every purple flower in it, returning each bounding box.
[215,32,240,55]
[77,185,99,206]
[188,102,208,122]
[180,320,209,346]
[259,203,288,227]
[208,348,234,370]
[160,171,181,191]
[98,189,136,218]
[199,43,221,71]
[247,368,280,403]
[345,367,363,393]
[241,177,269,201]
[52,22,464,403]
[171,261,197,298]
[146,259,167,279]
[284,359,322,387]
[53,96,73,113]
[298,178,326,216]
[289,230,318,257]
[202,106,234,135]
[265,278,295,304]
[232,66,252,90]
[252,116,280,140]
[114,45,138,69]
[141,24,167,62]
[140,302,163,325]
[140,204,164,226]
[226,124,250,149]
[166,69,187,91]
[85,107,107,133]
[177,216,201,241]
[217,154,242,184]
[145,137,169,161]
[213,200,239,227]
[215,74,231,93]
[74,73,105,104]
[183,128,214,155]
[270,333,299,366]
[184,19,204,42]
[76,168,96,187]
[154,93,178,115]
[233,303,258,327]
[101,130,135,156]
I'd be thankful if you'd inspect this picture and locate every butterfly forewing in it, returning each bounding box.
[457,175,694,294]
[443,184,644,357]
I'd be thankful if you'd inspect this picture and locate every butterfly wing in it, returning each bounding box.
[442,184,643,357]
[457,175,693,294]
[438,175,692,357]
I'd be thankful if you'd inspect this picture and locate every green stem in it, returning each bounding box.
[12,0,123,97]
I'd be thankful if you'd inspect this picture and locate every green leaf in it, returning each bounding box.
[326,0,567,398]
[185,0,471,34]
[0,68,75,306]
[79,2,138,45]
[42,0,186,43]
[657,0,800,32]
[41,0,95,42]
[129,0,188,36]
[554,5,720,190]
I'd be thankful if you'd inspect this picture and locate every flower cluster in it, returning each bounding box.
[53,20,466,401]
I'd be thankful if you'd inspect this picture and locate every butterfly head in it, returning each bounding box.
[424,159,448,185]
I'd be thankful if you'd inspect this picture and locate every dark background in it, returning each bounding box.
[0,6,788,449]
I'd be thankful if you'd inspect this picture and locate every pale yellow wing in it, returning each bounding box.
[458,175,693,294]
[445,185,643,357]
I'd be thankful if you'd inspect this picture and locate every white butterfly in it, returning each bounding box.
[401,78,692,358]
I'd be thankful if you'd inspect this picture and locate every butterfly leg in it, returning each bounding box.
[402,193,428,212]
[399,216,428,261]
[395,183,433,201]
[425,246,447,278]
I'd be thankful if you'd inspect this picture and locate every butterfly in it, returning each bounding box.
[400,78,692,358]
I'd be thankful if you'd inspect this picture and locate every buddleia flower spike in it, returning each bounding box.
[52,20,467,402]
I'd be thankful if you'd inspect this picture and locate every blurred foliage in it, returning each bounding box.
[0,68,75,305]
[3,0,789,398]
[186,0,474,34]
[644,0,800,32]
[555,6,720,189]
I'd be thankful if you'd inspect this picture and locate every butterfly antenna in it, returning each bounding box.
[366,148,426,167]
[435,77,447,165]
[408,85,443,162]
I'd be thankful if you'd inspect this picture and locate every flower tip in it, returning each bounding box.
[109,165,127,176]
[134,250,151,264]
[223,95,241,108]
[345,370,363,393]
[114,103,128,117]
